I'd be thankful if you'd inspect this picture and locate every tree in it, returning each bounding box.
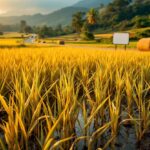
[0,31,3,35]
[81,32,95,40]
[55,24,64,35]
[20,20,27,33]
[24,26,33,34]
[99,3,105,9]
[72,12,85,33]
[134,0,143,4]
[81,22,95,41]
[48,26,55,37]
[132,16,150,28]
[113,0,131,8]
[97,0,150,30]
[63,25,74,34]
[81,22,89,33]
[38,25,49,38]
[86,8,98,25]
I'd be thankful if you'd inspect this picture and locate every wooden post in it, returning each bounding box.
[115,45,117,50]
[125,45,127,51]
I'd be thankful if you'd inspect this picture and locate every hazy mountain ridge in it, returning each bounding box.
[0,0,111,26]
[0,7,88,26]
[40,7,88,26]
[73,0,111,8]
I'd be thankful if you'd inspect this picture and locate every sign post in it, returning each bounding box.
[113,33,129,50]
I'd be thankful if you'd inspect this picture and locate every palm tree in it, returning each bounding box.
[86,8,98,25]
[72,12,85,33]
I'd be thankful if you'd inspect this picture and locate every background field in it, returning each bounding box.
[1,27,149,49]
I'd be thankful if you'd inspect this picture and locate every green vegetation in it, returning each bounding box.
[0,31,3,35]
[34,25,74,38]
[71,8,99,41]
[80,32,95,41]
[135,29,150,39]
[20,20,33,34]
[72,12,85,33]
[73,0,111,8]
[98,0,150,31]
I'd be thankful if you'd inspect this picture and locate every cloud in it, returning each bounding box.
[0,0,79,16]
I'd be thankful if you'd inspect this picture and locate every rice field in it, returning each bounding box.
[0,47,150,150]
[0,38,22,46]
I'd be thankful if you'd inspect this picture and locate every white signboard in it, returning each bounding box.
[113,33,129,45]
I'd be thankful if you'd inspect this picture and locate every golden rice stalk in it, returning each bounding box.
[0,95,10,115]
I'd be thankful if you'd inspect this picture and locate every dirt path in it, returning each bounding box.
[65,45,137,51]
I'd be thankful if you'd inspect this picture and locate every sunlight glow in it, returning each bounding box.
[0,9,6,15]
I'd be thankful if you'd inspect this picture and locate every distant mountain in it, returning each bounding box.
[0,7,88,26]
[0,14,44,26]
[40,7,88,26]
[73,0,111,8]
[0,0,112,27]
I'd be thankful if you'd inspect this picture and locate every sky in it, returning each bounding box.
[0,0,80,16]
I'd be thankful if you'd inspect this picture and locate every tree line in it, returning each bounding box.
[72,0,150,34]
[98,0,150,30]
[19,20,74,38]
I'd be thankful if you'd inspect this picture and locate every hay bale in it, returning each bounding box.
[137,38,150,51]
[58,40,65,45]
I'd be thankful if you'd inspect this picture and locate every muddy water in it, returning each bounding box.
[75,110,150,150]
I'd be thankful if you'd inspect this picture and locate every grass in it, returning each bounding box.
[0,47,149,149]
